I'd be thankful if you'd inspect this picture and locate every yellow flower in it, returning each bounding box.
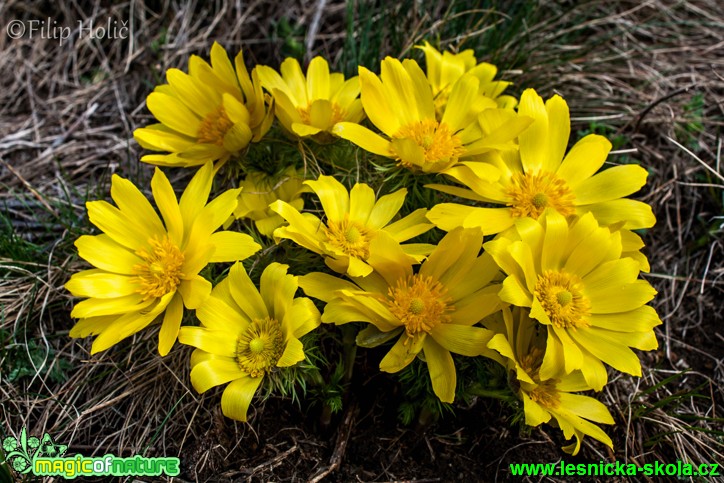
[417,41,517,119]
[334,57,531,173]
[299,228,501,403]
[178,262,321,421]
[66,163,262,355]
[256,56,364,140]
[232,167,309,237]
[486,306,614,455]
[427,88,656,234]
[134,42,273,167]
[270,174,434,277]
[484,210,661,391]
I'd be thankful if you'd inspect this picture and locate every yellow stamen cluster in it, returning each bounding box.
[133,236,185,299]
[387,275,453,338]
[236,317,284,377]
[197,105,234,145]
[529,378,561,409]
[534,270,590,329]
[394,119,464,169]
[298,102,347,125]
[507,171,576,219]
[324,215,374,259]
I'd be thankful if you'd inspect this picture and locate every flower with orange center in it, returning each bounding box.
[334,57,531,174]
[270,174,434,277]
[484,210,661,391]
[299,228,501,403]
[179,262,321,421]
[485,306,615,455]
[256,56,364,140]
[134,42,273,168]
[427,88,656,240]
[65,163,262,355]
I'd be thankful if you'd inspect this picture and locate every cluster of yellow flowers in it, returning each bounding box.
[66,42,660,454]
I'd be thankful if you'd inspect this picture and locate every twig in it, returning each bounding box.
[309,403,357,483]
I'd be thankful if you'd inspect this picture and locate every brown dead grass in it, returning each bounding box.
[1,0,722,481]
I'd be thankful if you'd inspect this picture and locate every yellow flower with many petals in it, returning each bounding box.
[484,210,661,391]
[134,42,273,167]
[256,56,364,140]
[66,163,262,355]
[270,174,434,277]
[299,228,501,403]
[334,57,530,174]
[232,167,309,237]
[427,88,656,234]
[486,306,614,455]
[417,41,517,119]
[178,262,321,421]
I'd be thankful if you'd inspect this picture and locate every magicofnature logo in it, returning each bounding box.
[2,428,179,479]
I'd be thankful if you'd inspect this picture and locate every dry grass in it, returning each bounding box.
[1,0,722,481]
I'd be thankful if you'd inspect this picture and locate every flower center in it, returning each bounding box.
[393,119,465,171]
[133,236,185,300]
[298,101,347,127]
[529,379,561,409]
[324,215,374,259]
[387,275,453,338]
[197,105,234,145]
[236,317,285,377]
[534,270,590,329]
[507,171,576,219]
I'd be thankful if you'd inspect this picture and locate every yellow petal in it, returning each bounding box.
[430,324,493,356]
[306,56,330,101]
[379,334,420,373]
[221,375,263,421]
[423,337,456,403]
[86,200,147,251]
[134,124,195,152]
[228,262,268,321]
[179,162,214,229]
[151,167,184,244]
[277,337,305,367]
[578,199,656,230]
[65,270,137,299]
[158,292,183,356]
[280,57,308,105]
[166,68,217,117]
[358,66,400,135]
[188,357,245,393]
[146,92,201,137]
[567,327,642,376]
[209,231,261,262]
[178,326,237,357]
[517,89,549,173]
[383,208,433,242]
[574,165,649,205]
[196,295,250,333]
[178,274,212,309]
[75,234,142,274]
[260,262,295,322]
[305,175,349,223]
[544,94,570,172]
[283,297,321,339]
[367,188,406,229]
[349,183,376,225]
[111,174,165,237]
[587,280,656,314]
[334,122,392,157]
[557,134,611,186]
[522,391,552,426]
[298,272,360,302]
